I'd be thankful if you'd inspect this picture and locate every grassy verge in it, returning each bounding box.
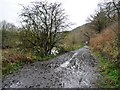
[2,49,60,78]
[94,51,120,88]
[2,62,23,78]
[2,44,83,77]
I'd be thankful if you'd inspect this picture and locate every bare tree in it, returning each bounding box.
[87,6,111,33]
[103,0,120,21]
[20,1,70,56]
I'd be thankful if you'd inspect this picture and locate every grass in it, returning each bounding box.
[94,51,120,88]
[2,62,23,77]
[2,49,33,77]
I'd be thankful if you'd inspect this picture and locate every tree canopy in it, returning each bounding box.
[19,1,70,56]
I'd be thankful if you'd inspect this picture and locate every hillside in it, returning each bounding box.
[62,23,96,50]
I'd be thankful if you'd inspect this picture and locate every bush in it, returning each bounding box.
[90,23,119,65]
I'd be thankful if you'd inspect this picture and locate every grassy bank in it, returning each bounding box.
[94,51,120,88]
[2,43,84,78]
[2,49,58,78]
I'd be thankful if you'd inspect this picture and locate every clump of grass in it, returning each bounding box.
[94,52,120,88]
[2,62,23,77]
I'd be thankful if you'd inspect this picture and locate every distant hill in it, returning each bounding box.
[63,23,96,47]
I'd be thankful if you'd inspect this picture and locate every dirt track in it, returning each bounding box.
[2,46,101,88]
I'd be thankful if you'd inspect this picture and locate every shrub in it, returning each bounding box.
[90,23,119,64]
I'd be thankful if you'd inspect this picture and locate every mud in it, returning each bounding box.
[2,46,101,88]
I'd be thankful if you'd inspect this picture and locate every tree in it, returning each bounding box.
[0,20,16,30]
[0,20,18,49]
[20,1,69,56]
[102,0,120,22]
[87,6,111,33]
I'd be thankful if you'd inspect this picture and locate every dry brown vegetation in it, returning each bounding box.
[2,49,35,67]
[90,22,119,62]
[89,22,120,87]
[2,49,36,76]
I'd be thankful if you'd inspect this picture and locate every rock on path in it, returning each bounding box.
[2,46,101,88]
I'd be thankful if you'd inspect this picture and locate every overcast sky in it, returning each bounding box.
[0,0,101,29]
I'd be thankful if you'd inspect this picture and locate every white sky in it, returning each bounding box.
[0,0,101,29]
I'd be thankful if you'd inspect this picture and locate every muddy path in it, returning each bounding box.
[2,46,101,88]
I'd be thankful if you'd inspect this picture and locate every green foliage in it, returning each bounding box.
[19,30,41,55]
[35,55,56,61]
[94,52,120,88]
[0,20,19,49]
[2,30,19,48]
[2,62,23,77]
